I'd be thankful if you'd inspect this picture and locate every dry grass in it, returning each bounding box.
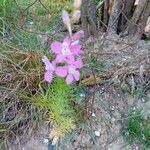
[0,49,46,149]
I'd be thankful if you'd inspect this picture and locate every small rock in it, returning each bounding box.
[94,130,101,137]
[133,107,136,111]
[29,21,34,25]
[43,138,49,144]
[92,113,96,117]
[80,93,85,97]
[111,106,115,110]
[141,98,146,103]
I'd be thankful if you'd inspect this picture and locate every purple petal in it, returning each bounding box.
[72,30,84,40]
[44,71,53,82]
[55,67,67,77]
[71,40,79,46]
[70,45,81,55]
[74,58,83,68]
[66,74,74,84]
[51,41,62,54]
[66,55,75,64]
[42,56,54,71]
[64,36,71,44]
[55,54,65,63]
[73,70,80,81]
[68,66,76,74]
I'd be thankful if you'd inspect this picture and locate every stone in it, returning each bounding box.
[94,130,101,137]
[43,138,49,144]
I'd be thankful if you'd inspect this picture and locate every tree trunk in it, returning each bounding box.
[128,0,150,35]
[81,0,89,38]
[81,0,97,38]
[103,0,109,31]
[107,0,122,33]
[120,0,135,31]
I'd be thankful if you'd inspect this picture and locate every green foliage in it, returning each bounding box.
[0,0,11,17]
[122,110,150,149]
[94,0,101,5]
[31,77,77,135]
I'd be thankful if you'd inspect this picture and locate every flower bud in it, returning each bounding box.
[62,10,72,36]
[71,10,81,23]
[62,10,70,25]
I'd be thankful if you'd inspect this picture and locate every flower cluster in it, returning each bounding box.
[42,3,84,84]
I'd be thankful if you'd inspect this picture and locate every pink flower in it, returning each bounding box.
[64,57,83,84]
[66,65,80,84]
[55,66,68,77]
[42,56,55,82]
[51,37,81,63]
[42,56,68,81]
[66,56,83,69]
[64,30,84,45]
[71,30,84,44]
[42,11,84,85]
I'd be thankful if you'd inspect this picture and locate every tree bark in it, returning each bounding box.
[81,0,89,38]
[120,0,135,31]
[128,0,150,34]
[107,0,122,33]
[103,0,109,31]
[81,0,97,38]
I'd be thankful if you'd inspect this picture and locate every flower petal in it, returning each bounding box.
[70,45,81,55]
[64,36,71,44]
[66,55,75,64]
[55,67,67,77]
[74,58,83,68]
[73,70,80,81]
[68,66,76,74]
[72,30,84,41]
[66,74,74,84]
[44,71,53,82]
[55,54,65,63]
[42,56,54,71]
[51,41,62,54]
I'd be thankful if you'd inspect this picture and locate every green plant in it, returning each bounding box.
[122,110,150,149]
[28,77,78,137]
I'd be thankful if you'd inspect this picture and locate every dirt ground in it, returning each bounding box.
[9,34,150,150]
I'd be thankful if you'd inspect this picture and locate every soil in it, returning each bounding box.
[10,34,150,150]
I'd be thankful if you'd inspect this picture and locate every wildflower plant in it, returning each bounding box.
[40,0,83,144]
[42,0,83,85]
